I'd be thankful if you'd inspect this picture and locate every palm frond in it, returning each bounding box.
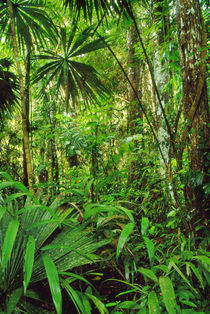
[0,58,19,118]
[0,0,58,51]
[63,0,132,21]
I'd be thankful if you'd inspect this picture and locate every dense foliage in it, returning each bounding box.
[0,0,209,313]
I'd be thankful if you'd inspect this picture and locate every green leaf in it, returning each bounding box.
[23,236,35,294]
[61,278,85,313]
[42,254,62,314]
[0,206,6,221]
[193,255,210,265]
[148,291,160,314]
[138,267,158,282]
[85,293,109,314]
[186,262,204,289]
[169,261,198,294]
[143,237,155,267]
[6,288,23,314]
[1,220,19,271]
[159,277,177,314]
[113,301,141,310]
[141,217,149,237]
[116,223,134,260]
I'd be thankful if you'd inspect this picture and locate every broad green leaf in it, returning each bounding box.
[85,293,109,314]
[116,223,134,260]
[42,254,62,314]
[141,217,149,237]
[138,267,158,282]
[0,206,6,221]
[159,276,177,314]
[23,236,35,294]
[148,291,160,314]
[1,220,19,270]
[6,288,23,314]
[143,237,155,267]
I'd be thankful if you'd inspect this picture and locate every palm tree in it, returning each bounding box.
[0,0,57,189]
[33,24,109,112]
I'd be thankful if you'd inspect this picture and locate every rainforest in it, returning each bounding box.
[0,0,209,313]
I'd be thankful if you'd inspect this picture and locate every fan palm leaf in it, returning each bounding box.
[0,0,57,50]
[63,0,132,21]
[32,24,110,112]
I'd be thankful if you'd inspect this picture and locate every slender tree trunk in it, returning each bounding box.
[7,0,33,190]
[48,101,59,188]
[177,0,209,216]
[153,0,170,169]
[127,20,141,185]
[23,45,31,187]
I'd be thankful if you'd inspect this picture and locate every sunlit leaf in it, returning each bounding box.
[148,291,160,314]
[138,267,158,282]
[159,276,177,314]
[42,254,62,314]
[116,223,134,260]
[143,237,155,267]
[23,236,35,294]
[1,220,19,271]
[141,217,149,237]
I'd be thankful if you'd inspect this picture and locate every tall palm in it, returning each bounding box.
[0,0,57,189]
[33,25,109,112]
[0,57,19,118]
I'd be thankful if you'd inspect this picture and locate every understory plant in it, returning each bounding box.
[0,172,109,313]
[103,217,210,313]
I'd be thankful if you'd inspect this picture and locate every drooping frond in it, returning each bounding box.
[0,58,19,118]
[63,0,132,22]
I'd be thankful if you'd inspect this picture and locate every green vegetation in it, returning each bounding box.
[0,0,209,313]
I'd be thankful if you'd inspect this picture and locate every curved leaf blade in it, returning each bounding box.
[42,254,62,314]
[116,223,134,260]
[1,220,19,271]
[138,267,158,282]
[141,217,149,237]
[23,235,35,294]
[159,276,177,314]
[148,291,160,314]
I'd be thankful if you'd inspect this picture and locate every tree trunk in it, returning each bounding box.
[7,0,33,190]
[177,0,209,215]
[127,21,141,185]
[48,101,59,188]
[23,45,31,188]
[153,0,170,169]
